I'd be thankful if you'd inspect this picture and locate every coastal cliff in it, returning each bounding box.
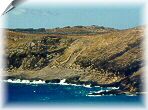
[5,26,144,94]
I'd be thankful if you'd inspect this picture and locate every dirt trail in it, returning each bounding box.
[58,40,86,67]
[66,47,86,67]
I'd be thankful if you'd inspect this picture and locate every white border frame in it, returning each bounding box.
[0,0,148,110]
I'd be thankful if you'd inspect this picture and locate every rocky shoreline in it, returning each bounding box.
[4,78,142,96]
[5,26,144,95]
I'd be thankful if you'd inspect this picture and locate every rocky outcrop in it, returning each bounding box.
[6,35,74,70]
[45,79,61,83]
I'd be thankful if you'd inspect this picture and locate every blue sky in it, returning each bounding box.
[4,3,144,29]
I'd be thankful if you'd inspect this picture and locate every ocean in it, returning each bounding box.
[4,80,144,106]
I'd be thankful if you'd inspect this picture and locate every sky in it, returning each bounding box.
[4,2,144,29]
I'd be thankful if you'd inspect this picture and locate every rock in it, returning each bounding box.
[45,80,51,83]
[45,79,60,83]
[65,76,99,87]
[119,75,142,93]
[65,76,80,84]
[30,42,36,47]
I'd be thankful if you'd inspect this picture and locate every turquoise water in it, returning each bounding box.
[5,82,144,106]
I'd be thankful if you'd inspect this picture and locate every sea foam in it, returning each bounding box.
[3,79,45,84]
[3,79,119,90]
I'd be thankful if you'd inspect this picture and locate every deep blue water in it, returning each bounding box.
[5,83,144,106]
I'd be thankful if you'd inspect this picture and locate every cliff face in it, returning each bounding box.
[5,26,144,93]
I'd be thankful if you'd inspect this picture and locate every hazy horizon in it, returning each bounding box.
[3,25,144,30]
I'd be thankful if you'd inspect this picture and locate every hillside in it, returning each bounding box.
[5,26,144,94]
[8,25,117,35]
